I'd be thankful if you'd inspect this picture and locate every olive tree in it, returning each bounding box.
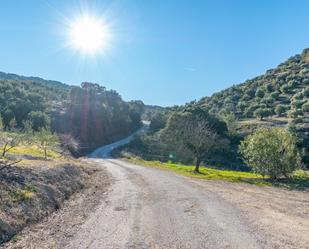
[0,132,24,158]
[163,107,228,173]
[239,128,301,179]
[34,129,60,160]
[254,108,272,120]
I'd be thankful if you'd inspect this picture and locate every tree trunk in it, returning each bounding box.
[194,157,201,173]
[44,148,47,160]
[2,143,8,157]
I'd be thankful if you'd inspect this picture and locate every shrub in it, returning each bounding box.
[255,89,265,98]
[270,91,280,99]
[254,108,272,120]
[288,109,303,118]
[280,84,290,94]
[302,102,309,113]
[275,104,287,116]
[239,128,301,179]
[303,87,309,97]
[293,92,304,100]
[292,100,305,109]
[27,111,50,131]
[265,83,273,93]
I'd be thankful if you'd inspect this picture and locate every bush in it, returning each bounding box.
[254,108,272,120]
[288,109,303,118]
[270,91,280,99]
[27,111,50,131]
[255,89,265,98]
[280,84,290,94]
[239,128,301,179]
[302,102,309,113]
[275,104,287,116]
[303,87,309,97]
[292,100,305,109]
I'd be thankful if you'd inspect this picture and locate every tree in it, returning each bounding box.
[1,109,14,130]
[0,132,24,157]
[163,107,228,173]
[255,89,265,98]
[275,104,287,116]
[27,111,50,131]
[254,108,272,120]
[34,129,59,160]
[0,115,3,130]
[239,128,301,179]
[221,112,238,135]
[302,102,309,113]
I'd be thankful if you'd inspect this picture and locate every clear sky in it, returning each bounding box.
[0,0,308,106]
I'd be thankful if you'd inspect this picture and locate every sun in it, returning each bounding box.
[69,14,110,55]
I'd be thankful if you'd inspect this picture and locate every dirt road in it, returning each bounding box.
[4,158,308,249]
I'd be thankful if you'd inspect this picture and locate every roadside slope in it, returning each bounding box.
[0,159,110,245]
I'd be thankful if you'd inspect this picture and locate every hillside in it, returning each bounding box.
[118,48,309,169]
[0,74,144,154]
[194,48,309,166]
[198,48,309,120]
[0,71,70,90]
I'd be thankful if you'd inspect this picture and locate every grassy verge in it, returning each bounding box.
[125,157,309,190]
[8,145,61,159]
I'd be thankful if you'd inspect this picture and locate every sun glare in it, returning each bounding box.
[69,15,110,55]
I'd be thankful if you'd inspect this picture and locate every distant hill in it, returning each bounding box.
[0,71,70,90]
[0,73,145,154]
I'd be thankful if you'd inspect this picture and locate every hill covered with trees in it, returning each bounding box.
[196,48,309,166]
[0,73,144,154]
[198,48,309,120]
[118,48,309,169]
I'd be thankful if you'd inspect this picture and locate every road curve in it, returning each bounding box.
[64,158,266,249]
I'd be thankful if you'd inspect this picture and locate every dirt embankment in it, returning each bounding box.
[0,159,109,245]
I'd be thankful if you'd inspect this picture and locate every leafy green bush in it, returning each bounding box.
[28,111,50,131]
[255,89,265,98]
[275,104,288,116]
[302,102,309,113]
[288,109,303,118]
[254,108,272,120]
[239,128,301,179]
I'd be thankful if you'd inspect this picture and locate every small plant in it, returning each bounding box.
[34,129,60,160]
[9,185,37,203]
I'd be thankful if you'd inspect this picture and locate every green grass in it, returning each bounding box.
[7,145,61,159]
[126,157,309,190]
[9,185,37,203]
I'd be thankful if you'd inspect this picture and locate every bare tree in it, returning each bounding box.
[58,133,80,156]
[180,119,221,172]
[0,132,24,158]
[164,112,228,173]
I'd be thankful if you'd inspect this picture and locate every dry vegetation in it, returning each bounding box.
[0,144,100,245]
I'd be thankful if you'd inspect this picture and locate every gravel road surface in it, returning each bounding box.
[5,158,308,249]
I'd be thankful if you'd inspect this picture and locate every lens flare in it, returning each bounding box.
[68,14,111,55]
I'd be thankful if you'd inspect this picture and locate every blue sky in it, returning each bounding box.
[0,0,308,106]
